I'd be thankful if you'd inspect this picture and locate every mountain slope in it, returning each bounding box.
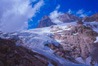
[1,21,98,66]
[0,38,48,66]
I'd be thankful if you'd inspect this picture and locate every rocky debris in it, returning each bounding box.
[57,13,80,22]
[90,42,98,66]
[0,38,49,66]
[83,13,98,22]
[49,23,98,65]
[38,16,56,28]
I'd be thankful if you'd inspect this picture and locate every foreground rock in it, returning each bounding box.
[0,38,49,66]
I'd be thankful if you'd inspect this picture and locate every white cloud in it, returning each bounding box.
[67,9,91,18]
[67,9,73,14]
[49,5,63,24]
[76,9,84,15]
[0,0,44,32]
[76,9,89,17]
[55,5,60,10]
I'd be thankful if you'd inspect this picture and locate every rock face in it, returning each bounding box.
[57,13,80,22]
[0,38,48,66]
[83,13,98,22]
[38,16,56,28]
[50,23,98,64]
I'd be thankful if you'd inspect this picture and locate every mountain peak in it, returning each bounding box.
[41,15,50,20]
[38,15,56,28]
[57,13,80,22]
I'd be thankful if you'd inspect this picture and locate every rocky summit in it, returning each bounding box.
[38,16,56,28]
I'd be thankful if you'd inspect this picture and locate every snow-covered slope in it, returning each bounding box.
[0,22,98,66]
[84,21,98,33]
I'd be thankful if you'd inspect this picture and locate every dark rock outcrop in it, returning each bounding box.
[38,16,56,28]
[0,38,49,66]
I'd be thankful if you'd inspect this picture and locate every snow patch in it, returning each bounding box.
[94,36,98,43]
[76,57,85,64]
[76,57,92,65]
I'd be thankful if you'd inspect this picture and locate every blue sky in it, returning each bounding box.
[58,0,98,12]
[28,0,98,29]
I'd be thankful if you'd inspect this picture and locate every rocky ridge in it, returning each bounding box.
[38,16,56,28]
[38,13,98,28]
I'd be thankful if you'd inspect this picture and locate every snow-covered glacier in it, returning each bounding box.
[1,22,98,66]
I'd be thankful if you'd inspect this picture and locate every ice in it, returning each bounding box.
[95,63,98,66]
[18,27,89,66]
[48,62,54,66]
[76,57,85,64]
[85,57,91,65]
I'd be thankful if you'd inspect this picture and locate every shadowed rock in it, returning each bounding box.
[0,38,49,66]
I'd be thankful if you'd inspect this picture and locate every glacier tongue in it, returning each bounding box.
[17,32,88,66]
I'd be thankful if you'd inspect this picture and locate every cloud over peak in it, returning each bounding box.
[49,5,64,24]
